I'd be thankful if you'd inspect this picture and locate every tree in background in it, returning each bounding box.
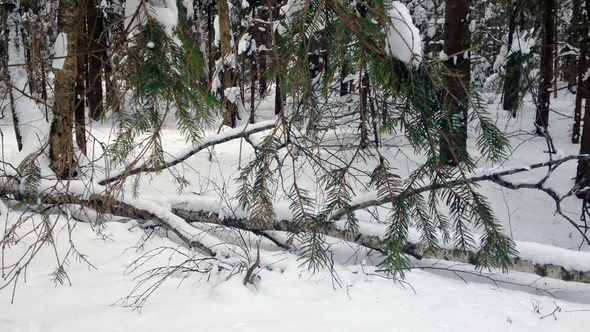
[575,0,590,190]
[441,0,471,165]
[50,0,79,179]
[534,0,556,136]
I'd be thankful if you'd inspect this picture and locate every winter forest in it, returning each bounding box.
[1,0,590,330]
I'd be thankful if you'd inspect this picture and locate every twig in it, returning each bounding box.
[99,121,276,185]
[540,302,561,320]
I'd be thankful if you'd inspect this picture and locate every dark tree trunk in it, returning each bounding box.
[2,1,23,151]
[340,67,349,96]
[250,58,257,124]
[218,0,237,128]
[502,1,520,117]
[576,0,590,191]
[271,0,282,115]
[568,0,581,92]
[207,1,215,91]
[50,0,79,179]
[75,0,87,155]
[358,3,369,149]
[573,0,584,144]
[274,76,283,115]
[535,0,555,135]
[86,0,104,120]
[441,0,471,166]
[360,72,369,149]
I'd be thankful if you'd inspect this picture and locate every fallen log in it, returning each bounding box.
[172,206,590,284]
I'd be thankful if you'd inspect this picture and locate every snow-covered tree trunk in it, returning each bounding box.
[50,0,79,179]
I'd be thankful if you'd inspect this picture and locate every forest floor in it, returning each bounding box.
[1,88,590,331]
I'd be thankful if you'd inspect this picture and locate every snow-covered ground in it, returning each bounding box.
[2,89,590,331]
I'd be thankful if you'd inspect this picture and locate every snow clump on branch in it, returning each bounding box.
[385,1,422,66]
[125,0,179,36]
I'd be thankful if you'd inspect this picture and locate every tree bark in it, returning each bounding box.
[502,1,520,117]
[573,0,586,144]
[86,0,104,120]
[576,0,590,191]
[218,0,237,127]
[360,72,369,149]
[75,0,87,155]
[441,0,471,165]
[2,0,23,151]
[207,1,215,91]
[535,0,555,135]
[50,0,79,179]
[568,0,581,93]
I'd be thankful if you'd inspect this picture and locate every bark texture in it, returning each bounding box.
[576,0,590,190]
[50,0,79,179]
[218,0,237,127]
[441,0,471,165]
[534,0,555,135]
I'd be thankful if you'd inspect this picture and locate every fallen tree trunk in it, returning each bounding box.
[5,156,590,285]
[0,188,216,255]
[171,206,590,284]
[2,187,589,283]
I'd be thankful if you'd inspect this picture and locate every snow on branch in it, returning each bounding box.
[99,121,277,185]
[331,155,590,222]
[0,187,218,255]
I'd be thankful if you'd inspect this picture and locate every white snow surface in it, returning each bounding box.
[3,73,590,330]
[385,1,422,66]
[1,218,589,332]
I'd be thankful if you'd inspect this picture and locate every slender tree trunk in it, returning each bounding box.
[360,72,369,149]
[576,0,590,191]
[250,58,257,124]
[218,0,237,127]
[2,1,24,151]
[248,0,259,123]
[502,1,521,117]
[50,0,79,179]
[75,0,87,155]
[2,0,23,151]
[568,0,581,92]
[207,1,214,90]
[535,0,555,135]
[340,67,349,96]
[87,0,104,120]
[258,0,268,98]
[358,3,369,149]
[271,0,282,115]
[573,0,584,143]
[441,0,471,166]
